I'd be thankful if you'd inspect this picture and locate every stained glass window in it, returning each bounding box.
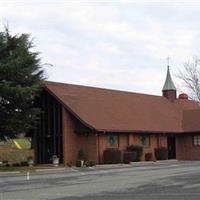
[107,134,118,147]
[140,135,150,147]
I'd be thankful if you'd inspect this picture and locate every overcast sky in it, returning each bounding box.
[1,1,200,95]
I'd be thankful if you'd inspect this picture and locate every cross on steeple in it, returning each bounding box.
[166,56,170,68]
[162,56,177,100]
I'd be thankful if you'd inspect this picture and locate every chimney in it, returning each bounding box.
[178,93,188,100]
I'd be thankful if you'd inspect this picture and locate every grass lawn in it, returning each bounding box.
[0,138,31,149]
[13,138,31,149]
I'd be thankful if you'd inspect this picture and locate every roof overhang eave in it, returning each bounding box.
[44,86,97,132]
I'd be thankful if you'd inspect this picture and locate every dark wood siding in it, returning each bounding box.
[35,90,63,164]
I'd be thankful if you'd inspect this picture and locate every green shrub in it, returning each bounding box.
[145,153,152,161]
[123,151,137,163]
[126,145,135,152]
[154,147,168,160]
[12,163,20,167]
[126,144,143,161]
[5,163,10,167]
[21,161,28,166]
[103,148,121,164]
[78,148,87,160]
[75,160,82,167]
[85,160,96,167]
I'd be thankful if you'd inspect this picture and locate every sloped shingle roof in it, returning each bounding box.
[44,81,200,133]
[183,109,200,132]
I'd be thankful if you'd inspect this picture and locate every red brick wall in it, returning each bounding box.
[176,135,200,160]
[97,133,168,163]
[62,107,176,164]
[97,134,129,164]
[97,135,107,164]
[162,90,176,101]
[129,134,167,161]
[62,107,98,165]
[119,134,129,154]
[89,133,200,162]
[142,135,156,161]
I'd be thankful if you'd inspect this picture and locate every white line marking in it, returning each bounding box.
[70,168,78,172]
[71,168,85,175]
[89,167,95,170]
[27,172,30,180]
[99,170,108,174]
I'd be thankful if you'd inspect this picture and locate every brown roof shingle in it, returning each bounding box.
[183,109,200,132]
[44,81,200,133]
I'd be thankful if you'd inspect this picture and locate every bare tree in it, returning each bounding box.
[177,57,200,102]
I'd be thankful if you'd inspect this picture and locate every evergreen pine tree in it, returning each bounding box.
[0,28,44,138]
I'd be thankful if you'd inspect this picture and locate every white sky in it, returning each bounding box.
[1,1,200,95]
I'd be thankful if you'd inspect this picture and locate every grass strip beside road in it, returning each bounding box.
[0,166,35,172]
[0,166,65,173]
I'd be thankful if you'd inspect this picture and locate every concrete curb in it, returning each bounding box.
[95,160,179,168]
[96,164,130,168]
[131,159,179,165]
[35,167,67,172]
[69,160,179,171]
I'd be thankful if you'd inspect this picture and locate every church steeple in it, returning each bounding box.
[162,65,176,91]
[162,65,177,101]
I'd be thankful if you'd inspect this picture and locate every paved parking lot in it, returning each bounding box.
[1,161,200,200]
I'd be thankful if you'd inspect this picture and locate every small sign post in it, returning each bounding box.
[27,172,30,181]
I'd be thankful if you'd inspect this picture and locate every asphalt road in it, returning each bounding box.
[1,161,200,200]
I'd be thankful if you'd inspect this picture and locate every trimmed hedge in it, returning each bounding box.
[103,148,121,164]
[75,160,82,167]
[123,151,137,163]
[126,144,143,161]
[154,147,168,160]
[145,153,152,161]
[85,160,96,167]
[20,161,28,166]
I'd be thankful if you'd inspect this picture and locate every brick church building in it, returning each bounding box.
[35,66,200,164]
